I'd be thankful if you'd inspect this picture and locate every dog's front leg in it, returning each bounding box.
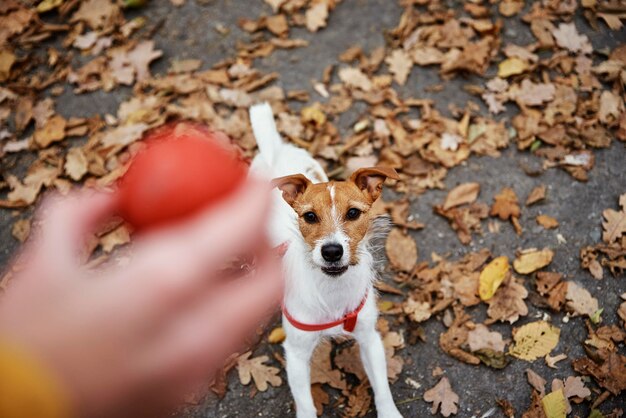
[354,329,403,418]
[284,331,320,418]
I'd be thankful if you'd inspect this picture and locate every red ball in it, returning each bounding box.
[117,122,247,230]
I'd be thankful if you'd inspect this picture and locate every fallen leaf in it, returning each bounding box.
[565,282,599,317]
[562,376,590,399]
[490,187,521,220]
[467,324,506,352]
[266,14,288,36]
[598,90,624,125]
[536,215,559,229]
[99,225,130,253]
[33,115,66,148]
[443,182,480,210]
[487,276,528,323]
[386,228,418,272]
[0,49,16,82]
[386,49,412,85]
[509,321,560,361]
[545,353,567,369]
[403,298,431,323]
[552,23,592,54]
[64,147,88,181]
[310,340,346,390]
[237,351,282,392]
[526,369,547,396]
[513,248,554,275]
[542,389,566,418]
[338,67,372,91]
[479,256,510,301]
[305,2,328,32]
[311,384,329,416]
[602,201,626,244]
[497,57,529,78]
[268,327,285,344]
[526,185,546,206]
[423,377,459,417]
[11,219,30,243]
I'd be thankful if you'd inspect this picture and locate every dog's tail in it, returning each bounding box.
[249,102,282,167]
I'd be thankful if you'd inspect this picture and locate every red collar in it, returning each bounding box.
[282,290,369,333]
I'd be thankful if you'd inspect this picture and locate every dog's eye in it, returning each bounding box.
[303,211,318,224]
[346,208,361,220]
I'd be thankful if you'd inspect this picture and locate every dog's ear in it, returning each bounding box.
[272,174,312,206]
[349,166,399,202]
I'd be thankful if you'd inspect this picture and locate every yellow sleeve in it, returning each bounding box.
[0,341,73,418]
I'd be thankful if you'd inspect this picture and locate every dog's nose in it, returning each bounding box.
[321,244,343,262]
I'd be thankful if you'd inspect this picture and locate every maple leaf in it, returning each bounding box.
[424,377,459,417]
[552,23,592,54]
[385,228,418,272]
[305,2,328,32]
[236,351,282,392]
[490,187,520,220]
[386,49,412,85]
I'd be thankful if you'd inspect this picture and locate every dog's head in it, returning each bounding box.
[272,167,399,277]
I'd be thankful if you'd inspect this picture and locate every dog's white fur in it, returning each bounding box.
[250,103,402,418]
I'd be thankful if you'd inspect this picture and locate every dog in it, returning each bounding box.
[249,103,403,418]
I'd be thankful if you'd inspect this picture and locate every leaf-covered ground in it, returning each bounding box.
[1,0,625,417]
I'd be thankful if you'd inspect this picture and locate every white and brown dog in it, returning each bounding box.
[249,103,403,418]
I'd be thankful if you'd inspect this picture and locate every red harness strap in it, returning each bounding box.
[282,290,369,333]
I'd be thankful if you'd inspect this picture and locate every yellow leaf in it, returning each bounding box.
[541,389,567,418]
[268,326,286,344]
[37,0,64,13]
[513,248,554,274]
[497,57,529,78]
[509,321,560,361]
[479,256,510,301]
[301,105,326,127]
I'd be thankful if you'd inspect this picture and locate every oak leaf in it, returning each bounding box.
[386,49,412,85]
[236,351,282,392]
[552,23,592,54]
[338,67,372,91]
[490,187,520,220]
[305,2,328,32]
[565,282,599,317]
[423,377,459,417]
[602,194,626,243]
[467,324,506,353]
[486,276,528,323]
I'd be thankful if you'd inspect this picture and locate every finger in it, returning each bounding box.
[117,179,272,309]
[27,190,119,278]
[136,251,283,385]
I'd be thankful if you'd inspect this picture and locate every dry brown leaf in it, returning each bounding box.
[305,2,328,32]
[526,369,546,396]
[386,228,418,272]
[99,225,130,253]
[602,194,626,243]
[513,248,554,275]
[310,340,346,390]
[487,276,528,324]
[499,0,524,16]
[526,185,546,206]
[64,147,88,181]
[386,49,412,85]
[345,381,372,418]
[490,187,521,220]
[266,14,288,36]
[237,351,282,392]
[33,115,66,148]
[423,377,459,417]
[536,215,559,229]
[562,376,590,399]
[443,182,480,210]
[403,298,431,323]
[71,0,119,29]
[545,353,567,369]
[311,384,329,416]
[335,344,366,380]
[338,67,372,91]
[599,90,624,125]
[467,324,506,353]
[11,219,31,243]
[0,49,16,82]
[565,282,599,317]
[552,23,592,54]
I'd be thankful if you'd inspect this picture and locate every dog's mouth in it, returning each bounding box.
[321,265,348,277]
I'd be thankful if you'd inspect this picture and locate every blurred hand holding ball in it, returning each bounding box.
[117,122,247,230]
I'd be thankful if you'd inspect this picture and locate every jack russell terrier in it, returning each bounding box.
[249,103,403,418]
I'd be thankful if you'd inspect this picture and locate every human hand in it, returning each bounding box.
[0,180,283,418]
